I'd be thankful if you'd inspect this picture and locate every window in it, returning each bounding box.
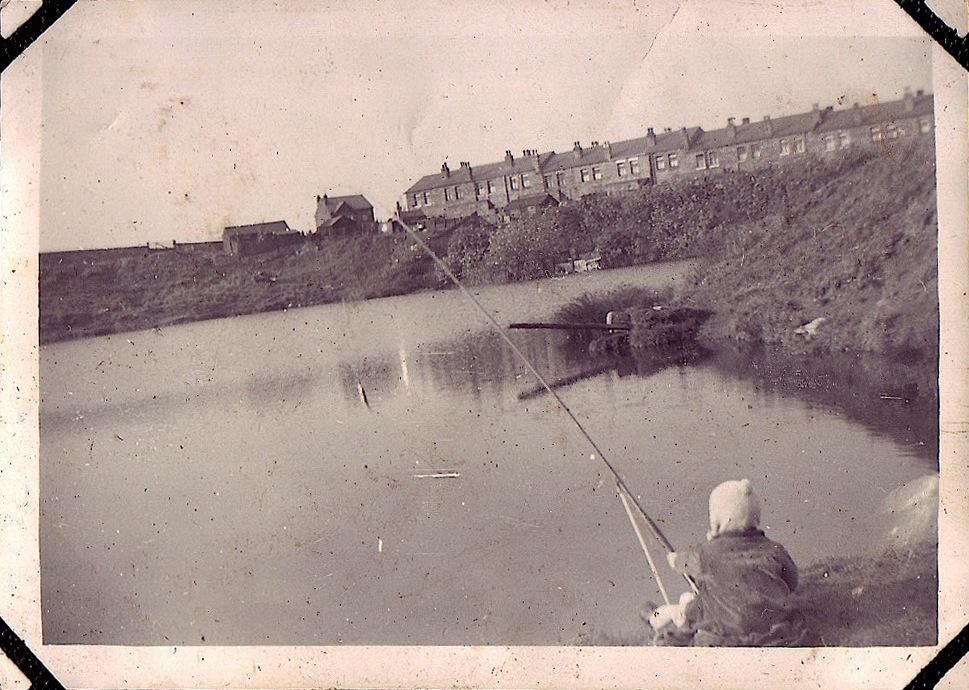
[885,123,899,139]
[487,180,496,194]
[592,166,602,180]
[444,188,452,201]
[794,136,806,153]
[838,131,850,148]
[411,194,419,207]
[616,160,627,177]
[522,174,531,189]
[454,186,461,200]
[543,175,552,188]
[737,145,749,162]
[780,139,791,156]
[476,183,486,197]
[629,158,641,175]
[509,176,519,190]
[823,135,837,152]
[870,125,883,142]
[580,168,591,182]
[422,191,431,205]
[695,154,707,170]
[668,153,679,168]
[751,144,762,160]
[707,151,720,168]
[655,155,667,171]
[556,172,566,187]
[919,117,932,134]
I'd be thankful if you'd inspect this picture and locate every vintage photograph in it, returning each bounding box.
[19,0,949,664]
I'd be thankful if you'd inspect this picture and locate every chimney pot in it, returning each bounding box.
[742,117,750,125]
[727,117,735,126]
[441,162,450,176]
[647,127,654,135]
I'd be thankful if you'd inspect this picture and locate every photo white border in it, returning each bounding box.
[1,1,967,687]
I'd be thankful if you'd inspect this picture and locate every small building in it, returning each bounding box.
[315,193,376,235]
[500,193,560,223]
[223,220,303,256]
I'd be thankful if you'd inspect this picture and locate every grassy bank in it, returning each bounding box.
[40,234,442,343]
[41,141,934,345]
[574,539,937,647]
[680,138,938,362]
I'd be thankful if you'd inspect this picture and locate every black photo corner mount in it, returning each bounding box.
[894,0,969,69]
[0,0,77,73]
[0,0,966,688]
[0,614,64,690]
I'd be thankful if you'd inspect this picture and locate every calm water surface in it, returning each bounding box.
[40,263,935,645]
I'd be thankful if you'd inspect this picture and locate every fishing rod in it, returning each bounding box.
[397,220,697,596]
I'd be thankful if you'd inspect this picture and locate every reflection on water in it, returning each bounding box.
[39,263,936,646]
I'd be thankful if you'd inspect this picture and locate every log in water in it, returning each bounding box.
[508,321,630,331]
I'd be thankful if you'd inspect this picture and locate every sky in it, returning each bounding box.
[31,0,934,251]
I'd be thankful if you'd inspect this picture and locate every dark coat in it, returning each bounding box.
[674,529,808,646]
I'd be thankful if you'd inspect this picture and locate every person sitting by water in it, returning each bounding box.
[646,478,810,646]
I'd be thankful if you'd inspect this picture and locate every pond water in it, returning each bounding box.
[39,262,936,645]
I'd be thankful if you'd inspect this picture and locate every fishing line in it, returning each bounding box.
[397,220,697,594]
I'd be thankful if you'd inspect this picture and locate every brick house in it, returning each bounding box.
[223,220,304,256]
[314,194,376,234]
[401,90,934,220]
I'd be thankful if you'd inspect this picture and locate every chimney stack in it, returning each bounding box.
[646,127,656,146]
[573,141,582,159]
[459,161,471,170]
[727,117,736,138]
[904,86,916,112]
[441,162,450,176]
[742,117,750,125]
[852,103,862,124]
[763,115,773,136]
[916,89,924,97]
[604,141,612,158]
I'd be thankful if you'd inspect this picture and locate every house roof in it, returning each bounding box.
[505,194,559,212]
[319,194,373,212]
[816,94,934,133]
[405,155,546,194]
[403,93,933,193]
[406,128,705,194]
[322,215,359,228]
[223,220,294,237]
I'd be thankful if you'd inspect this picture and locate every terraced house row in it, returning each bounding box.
[400,88,934,225]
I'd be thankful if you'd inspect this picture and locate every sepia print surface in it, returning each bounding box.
[2,0,968,687]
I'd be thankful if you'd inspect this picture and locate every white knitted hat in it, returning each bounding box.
[707,478,761,540]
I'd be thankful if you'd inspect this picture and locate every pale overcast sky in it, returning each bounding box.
[34,0,932,250]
